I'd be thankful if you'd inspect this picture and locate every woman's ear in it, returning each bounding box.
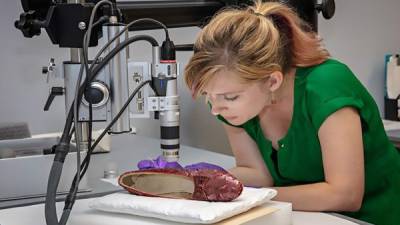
[264,71,284,92]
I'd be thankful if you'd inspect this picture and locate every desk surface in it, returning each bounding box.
[0,198,358,225]
[0,134,372,225]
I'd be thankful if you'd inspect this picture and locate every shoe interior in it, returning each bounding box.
[122,173,195,199]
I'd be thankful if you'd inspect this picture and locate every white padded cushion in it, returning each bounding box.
[89,187,277,224]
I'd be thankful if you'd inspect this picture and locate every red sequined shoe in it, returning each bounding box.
[118,168,243,202]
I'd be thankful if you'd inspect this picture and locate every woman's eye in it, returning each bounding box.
[224,95,239,101]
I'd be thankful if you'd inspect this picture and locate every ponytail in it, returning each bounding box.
[184,0,329,98]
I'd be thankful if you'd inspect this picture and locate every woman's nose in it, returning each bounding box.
[211,104,224,115]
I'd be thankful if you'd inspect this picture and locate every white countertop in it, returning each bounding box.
[0,134,372,225]
[0,198,359,225]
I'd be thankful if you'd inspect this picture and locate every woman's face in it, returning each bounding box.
[202,70,270,126]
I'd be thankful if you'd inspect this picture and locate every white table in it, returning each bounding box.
[0,134,371,225]
[0,198,360,225]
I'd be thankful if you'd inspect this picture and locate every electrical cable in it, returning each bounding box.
[64,26,161,214]
[91,80,151,151]
[68,0,113,212]
[46,2,171,225]
[45,1,113,225]
[90,18,169,72]
[91,35,158,78]
[65,18,168,156]
[66,19,166,154]
[62,30,102,212]
[63,35,159,211]
[56,3,112,152]
[75,35,159,182]
[79,18,167,174]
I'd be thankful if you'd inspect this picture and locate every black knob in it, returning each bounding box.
[83,81,109,107]
[316,0,335,20]
[84,87,104,105]
[14,11,41,38]
[42,66,48,74]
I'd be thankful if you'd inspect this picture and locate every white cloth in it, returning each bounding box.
[89,187,277,224]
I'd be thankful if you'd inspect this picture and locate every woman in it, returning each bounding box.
[184,1,400,225]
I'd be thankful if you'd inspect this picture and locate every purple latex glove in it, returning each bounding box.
[137,156,183,170]
[184,162,227,173]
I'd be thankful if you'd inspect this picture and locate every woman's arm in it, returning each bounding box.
[273,107,365,212]
[223,123,274,187]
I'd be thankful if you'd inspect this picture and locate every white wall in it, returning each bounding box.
[1,0,400,156]
[319,0,400,113]
[0,2,68,135]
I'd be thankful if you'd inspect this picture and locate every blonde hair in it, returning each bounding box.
[184,0,329,97]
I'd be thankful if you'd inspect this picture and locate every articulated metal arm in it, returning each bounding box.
[14,0,335,48]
